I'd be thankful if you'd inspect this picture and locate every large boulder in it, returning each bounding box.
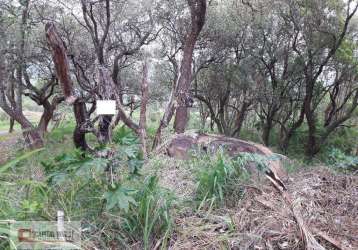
[156,132,288,189]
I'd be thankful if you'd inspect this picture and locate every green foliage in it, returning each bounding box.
[193,149,277,210]
[196,153,235,206]
[112,125,144,175]
[104,184,137,212]
[120,176,173,250]
[47,124,76,143]
[41,149,109,185]
[326,148,358,172]
[336,39,358,67]
[0,148,44,174]
[323,126,358,154]
[194,151,254,210]
[113,125,138,145]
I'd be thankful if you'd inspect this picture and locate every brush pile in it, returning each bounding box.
[166,167,357,250]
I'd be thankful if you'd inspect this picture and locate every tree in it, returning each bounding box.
[288,0,358,156]
[173,0,207,133]
[0,0,44,148]
[153,0,207,147]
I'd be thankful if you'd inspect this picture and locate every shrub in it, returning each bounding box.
[326,147,358,172]
[113,125,138,145]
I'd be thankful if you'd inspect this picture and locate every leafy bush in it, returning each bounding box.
[323,126,358,154]
[41,149,109,185]
[326,148,358,172]
[113,125,139,145]
[104,183,137,212]
[47,124,76,143]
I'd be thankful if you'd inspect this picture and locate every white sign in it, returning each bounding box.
[96,100,116,115]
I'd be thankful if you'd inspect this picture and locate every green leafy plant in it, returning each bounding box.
[196,153,234,208]
[121,176,173,250]
[327,148,358,172]
[41,149,109,185]
[113,125,139,145]
[104,184,137,212]
[194,151,271,210]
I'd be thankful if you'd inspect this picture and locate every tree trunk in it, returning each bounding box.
[139,62,149,158]
[73,101,89,151]
[9,110,43,149]
[0,57,44,149]
[305,116,319,157]
[278,106,305,152]
[46,22,88,150]
[45,23,76,103]
[9,118,14,133]
[198,101,208,130]
[232,101,251,137]
[173,40,196,133]
[97,66,115,144]
[173,0,207,133]
[37,100,54,137]
[304,75,319,157]
[98,115,112,144]
[262,118,273,146]
[22,125,44,149]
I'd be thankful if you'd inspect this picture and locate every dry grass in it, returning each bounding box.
[142,156,197,200]
[150,161,358,250]
[0,132,22,165]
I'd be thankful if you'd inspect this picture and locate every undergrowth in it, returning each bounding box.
[192,150,271,211]
[0,125,173,249]
[0,122,356,249]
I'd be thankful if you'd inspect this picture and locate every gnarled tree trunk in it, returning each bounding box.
[153,0,207,148]
[45,22,88,150]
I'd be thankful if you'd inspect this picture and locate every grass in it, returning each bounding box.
[0,109,41,132]
[0,123,175,249]
[120,176,173,250]
[0,120,20,132]
[0,117,357,249]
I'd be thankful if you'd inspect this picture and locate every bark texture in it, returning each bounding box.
[46,22,88,150]
[173,0,207,133]
[139,62,149,158]
[153,0,207,147]
[45,23,75,103]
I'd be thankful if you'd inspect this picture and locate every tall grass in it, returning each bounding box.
[193,151,253,211]
[120,176,173,250]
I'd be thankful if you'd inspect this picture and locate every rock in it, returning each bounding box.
[158,132,289,188]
